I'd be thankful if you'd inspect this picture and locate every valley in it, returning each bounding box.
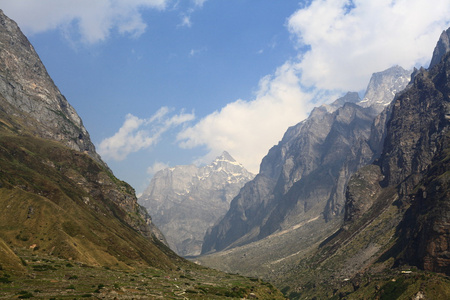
[1,5,450,300]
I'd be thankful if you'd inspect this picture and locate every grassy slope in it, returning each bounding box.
[0,118,285,299]
[0,127,176,270]
[0,248,283,299]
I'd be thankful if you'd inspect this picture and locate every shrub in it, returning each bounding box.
[0,275,12,283]
[17,291,33,299]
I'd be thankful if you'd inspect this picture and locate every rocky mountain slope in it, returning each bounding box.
[0,11,104,168]
[0,7,173,270]
[201,66,411,255]
[277,31,450,299]
[139,151,254,256]
[198,29,450,299]
[0,10,284,299]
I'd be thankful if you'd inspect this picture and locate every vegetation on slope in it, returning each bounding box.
[0,120,284,299]
[0,248,283,299]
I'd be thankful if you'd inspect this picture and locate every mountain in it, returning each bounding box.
[429,27,450,69]
[278,30,450,298]
[201,66,411,255]
[0,10,284,299]
[0,11,104,169]
[357,65,411,111]
[0,7,172,270]
[197,29,450,299]
[139,151,254,256]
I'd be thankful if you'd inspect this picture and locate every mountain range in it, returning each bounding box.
[139,151,254,256]
[201,65,411,255]
[1,7,450,299]
[196,28,450,299]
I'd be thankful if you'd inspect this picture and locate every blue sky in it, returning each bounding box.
[1,0,450,194]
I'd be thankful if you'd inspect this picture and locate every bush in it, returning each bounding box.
[17,291,33,299]
[379,278,408,300]
[32,264,56,271]
[0,275,12,283]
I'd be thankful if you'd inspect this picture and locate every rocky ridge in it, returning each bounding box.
[282,29,450,296]
[201,66,411,255]
[139,151,254,256]
[198,28,450,299]
[0,10,104,168]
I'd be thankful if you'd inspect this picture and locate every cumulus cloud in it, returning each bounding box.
[99,107,194,161]
[0,0,169,44]
[288,0,450,91]
[177,62,337,172]
[147,161,170,176]
[176,0,450,173]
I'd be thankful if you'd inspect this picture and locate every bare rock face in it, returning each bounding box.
[358,66,411,113]
[0,9,103,167]
[202,67,411,254]
[391,52,450,275]
[342,31,450,275]
[429,28,450,69]
[379,67,448,195]
[399,145,450,275]
[139,152,254,256]
[344,164,384,224]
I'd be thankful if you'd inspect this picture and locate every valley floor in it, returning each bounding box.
[0,248,284,299]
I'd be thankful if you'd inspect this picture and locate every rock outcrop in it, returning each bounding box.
[0,10,104,168]
[429,28,450,69]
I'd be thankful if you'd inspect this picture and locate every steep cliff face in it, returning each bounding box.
[315,30,450,283]
[0,10,103,167]
[389,52,450,275]
[256,31,450,298]
[380,66,449,195]
[0,9,172,269]
[139,152,254,256]
[429,28,450,69]
[202,67,411,254]
[358,65,411,112]
[398,140,450,275]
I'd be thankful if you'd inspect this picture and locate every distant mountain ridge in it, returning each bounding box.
[139,151,254,256]
[201,66,411,255]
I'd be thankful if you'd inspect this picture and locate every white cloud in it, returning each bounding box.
[180,14,192,28]
[99,107,195,161]
[288,0,450,91]
[177,62,337,173]
[176,0,450,173]
[147,161,170,176]
[193,0,208,7]
[189,47,207,57]
[0,0,169,44]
